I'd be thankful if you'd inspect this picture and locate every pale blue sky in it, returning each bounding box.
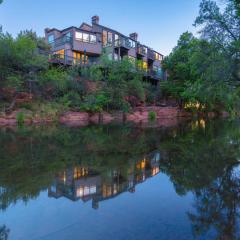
[0,0,202,55]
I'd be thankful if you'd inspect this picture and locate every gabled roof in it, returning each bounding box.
[79,22,93,31]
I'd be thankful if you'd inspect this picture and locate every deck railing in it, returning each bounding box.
[48,54,99,66]
[49,36,73,48]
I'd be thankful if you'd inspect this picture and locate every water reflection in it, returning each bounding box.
[48,151,160,209]
[0,120,240,239]
[0,225,10,240]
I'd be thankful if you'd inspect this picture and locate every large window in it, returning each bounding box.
[107,32,113,45]
[53,49,64,59]
[75,31,96,44]
[82,33,90,42]
[48,34,54,43]
[102,30,113,46]
[129,39,136,48]
[90,35,96,43]
[73,51,88,64]
[102,30,107,46]
[115,34,119,46]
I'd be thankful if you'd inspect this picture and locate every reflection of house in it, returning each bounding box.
[48,151,161,209]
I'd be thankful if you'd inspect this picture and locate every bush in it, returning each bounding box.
[16,112,25,125]
[59,91,82,109]
[148,111,156,121]
[80,94,109,112]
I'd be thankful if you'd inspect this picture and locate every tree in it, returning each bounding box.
[194,0,240,83]
[162,0,240,113]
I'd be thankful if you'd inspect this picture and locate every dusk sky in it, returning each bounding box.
[0,0,202,55]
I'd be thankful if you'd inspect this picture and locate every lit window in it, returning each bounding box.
[75,32,83,41]
[54,49,64,59]
[143,61,148,71]
[73,51,88,64]
[76,186,84,197]
[48,34,54,43]
[102,30,107,46]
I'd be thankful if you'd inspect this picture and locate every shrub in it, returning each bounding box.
[59,91,82,109]
[148,111,156,121]
[16,112,25,125]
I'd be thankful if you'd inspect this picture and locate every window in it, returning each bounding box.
[102,30,107,46]
[73,51,88,64]
[107,32,113,45]
[102,30,113,46]
[115,34,119,46]
[90,35,96,43]
[65,32,71,38]
[75,32,83,41]
[143,47,148,55]
[53,49,64,59]
[48,34,54,43]
[129,39,136,48]
[143,61,148,71]
[82,33,89,42]
[75,31,96,44]
[155,53,160,60]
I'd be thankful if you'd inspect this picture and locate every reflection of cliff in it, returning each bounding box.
[48,151,161,209]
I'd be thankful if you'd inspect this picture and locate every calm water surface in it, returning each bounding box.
[0,120,240,240]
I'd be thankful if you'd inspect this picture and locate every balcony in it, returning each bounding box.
[48,54,99,66]
[49,36,73,48]
[147,50,155,60]
[137,45,147,56]
[114,38,131,49]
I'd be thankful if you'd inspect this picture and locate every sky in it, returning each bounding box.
[0,0,202,55]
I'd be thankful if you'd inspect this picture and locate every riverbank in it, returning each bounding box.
[0,106,195,127]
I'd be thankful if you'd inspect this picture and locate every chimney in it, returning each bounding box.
[92,15,99,25]
[129,32,138,41]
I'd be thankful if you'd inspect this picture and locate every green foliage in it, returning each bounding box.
[80,93,110,112]
[148,111,156,121]
[0,30,49,92]
[16,112,25,125]
[58,91,81,109]
[162,0,240,113]
[39,67,69,96]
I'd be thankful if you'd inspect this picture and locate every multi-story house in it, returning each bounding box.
[45,16,164,82]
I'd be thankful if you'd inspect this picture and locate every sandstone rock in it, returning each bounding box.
[59,112,89,126]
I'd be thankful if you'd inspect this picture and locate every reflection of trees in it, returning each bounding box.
[0,124,177,211]
[160,120,240,239]
[189,165,240,239]
[0,225,10,240]
[1,120,240,238]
